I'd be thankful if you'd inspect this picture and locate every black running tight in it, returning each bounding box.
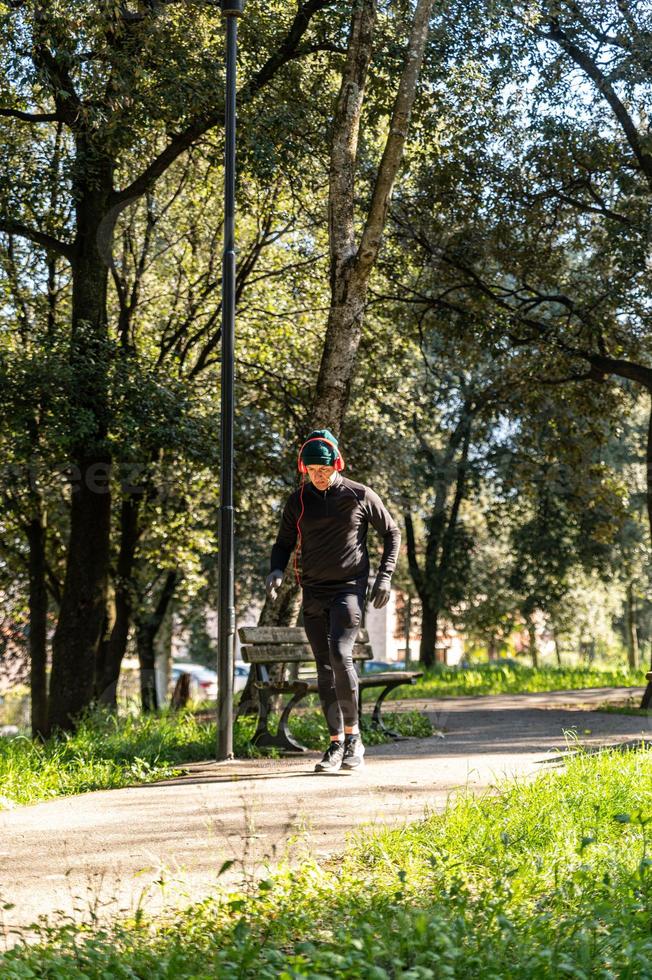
[302,588,365,736]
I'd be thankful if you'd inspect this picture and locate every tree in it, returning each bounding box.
[0,0,340,731]
[384,0,652,697]
[404,374,487,666]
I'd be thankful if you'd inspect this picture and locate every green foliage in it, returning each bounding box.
[1,744,650,977]
[0,709,211,807]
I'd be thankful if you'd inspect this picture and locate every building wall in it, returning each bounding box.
[364,590,396,660]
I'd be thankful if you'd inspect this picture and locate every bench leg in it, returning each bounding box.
[276,691,309,752]
[252,689,309,753]
[251,686,274,744]
[370,681,406,738]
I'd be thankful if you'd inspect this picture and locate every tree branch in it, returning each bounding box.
[31,12,82,127]
[437,415,471,583]
[536,368,600,385]
[404,512,424,597]
[290,41,347,58]
[0,218,75,261]
[0,107,63,122]
[587,352,652,389]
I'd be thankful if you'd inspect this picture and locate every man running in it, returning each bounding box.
[266,430,401,773]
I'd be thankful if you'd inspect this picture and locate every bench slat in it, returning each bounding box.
[238,627,307,644]
[242,642,372,664]
[360,671,422,683]
[238,626,369,645]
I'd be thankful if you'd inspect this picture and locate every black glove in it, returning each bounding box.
[370,576,391,609]
[265,570,284,601]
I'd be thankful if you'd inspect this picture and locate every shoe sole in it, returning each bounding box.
[314,758,344,773]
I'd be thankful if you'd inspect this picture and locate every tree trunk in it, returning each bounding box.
[136,621,158,714]
[48,454,112,731]
[313,0,434,430]
[552,628,562,667]
[642,395,652,707]
[135,570,178,713]
[313,282,368,433]
[527,620,538,669]
[624,581,640,670]
[427,414,472,622]
[419,599,437,668]
[487,635,498,660]
[155,595,174,708]
[96,492,142,706]
[406,410,472,671]
[27,511,48,738]
[641,643,651,709]
[47,156,114,734]
[647,394,652,547]
[95,587,116,706]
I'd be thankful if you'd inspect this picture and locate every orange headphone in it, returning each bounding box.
[297,436,345,474]
[293,436,345,585]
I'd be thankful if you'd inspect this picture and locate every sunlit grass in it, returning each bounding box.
[379,661,646,701]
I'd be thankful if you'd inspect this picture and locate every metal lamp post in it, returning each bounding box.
[217,0,244,761]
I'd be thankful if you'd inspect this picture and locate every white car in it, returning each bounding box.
[171,663,218,700]
[171,661,250,699]
[233,662,250,693]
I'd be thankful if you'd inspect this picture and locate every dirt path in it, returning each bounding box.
[1,687,648,946]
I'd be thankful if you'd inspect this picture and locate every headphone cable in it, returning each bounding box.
[293,474,306,586]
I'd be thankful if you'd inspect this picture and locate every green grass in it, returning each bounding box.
[0,711,214,808]
[2,742,650,978]
[595,703,651,717]
[374,661,647,702]
[0,707,432,809]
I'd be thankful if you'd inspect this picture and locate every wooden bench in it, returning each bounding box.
[237,626,423,752]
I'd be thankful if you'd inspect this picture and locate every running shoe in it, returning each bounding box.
[314,740,345,773]
[341,734,365,770]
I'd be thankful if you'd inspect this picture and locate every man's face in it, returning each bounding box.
[306,464,337,490]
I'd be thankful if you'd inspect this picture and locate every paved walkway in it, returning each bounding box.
[1,688,649,946]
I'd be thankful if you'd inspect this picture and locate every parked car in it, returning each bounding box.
[171,663,218,700]
[234,661,250,693]
[363,659,406,673]
[171,661,251,699]
[485,657,522,669]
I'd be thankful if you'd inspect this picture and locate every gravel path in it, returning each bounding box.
[1,687,649,947]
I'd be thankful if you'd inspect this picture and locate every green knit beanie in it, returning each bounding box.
[300,429,340,466]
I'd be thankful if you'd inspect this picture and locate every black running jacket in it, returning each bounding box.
[270,474,401,591]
